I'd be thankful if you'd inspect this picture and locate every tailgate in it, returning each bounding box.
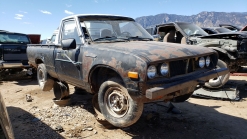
[3,44,28,61]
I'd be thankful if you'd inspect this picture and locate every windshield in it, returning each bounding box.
[177,23,208,37]
[0,33,30,44]
[216,27,233,33]
[82,20,153,42]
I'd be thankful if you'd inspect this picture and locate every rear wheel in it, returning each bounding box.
[204,59,230,88]
[98,78,143,127]
[0,69,5,80]
[0,69,5,73]
[37,64,54,91]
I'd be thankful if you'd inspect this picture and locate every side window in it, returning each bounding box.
[50,35,56,43]
[203,29,212,34]
[207,30,215,34]
[61,20,81,44]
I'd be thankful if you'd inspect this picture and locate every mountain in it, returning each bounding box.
[135,11,247,28]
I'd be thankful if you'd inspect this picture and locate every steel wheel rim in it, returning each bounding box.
[105,86,129,118]
[38,69,45,86]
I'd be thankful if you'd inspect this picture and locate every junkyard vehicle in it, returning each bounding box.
[0,30,39,78]
[146,22,247,88]
[219,24,242,32]
[241,25,247,32]
[202,27,233,34]
[27,15,228,127]
[46,30,58,44]
[0,92,14,139]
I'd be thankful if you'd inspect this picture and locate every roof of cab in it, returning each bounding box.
[61,14,135,21]
[0,30,27,35]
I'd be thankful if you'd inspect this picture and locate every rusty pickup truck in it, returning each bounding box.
[27,14,228,127]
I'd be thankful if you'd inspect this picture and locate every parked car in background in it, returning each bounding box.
[202,27,233,34]
[40,39,48,44]
[146,22,247,88]
[0,92,14,139]
[240,25,247,32]
[27,34,40,44]
[46,30,58,44]
[27,14,228,128]
[0,30,39,77]
[219,24,242,32]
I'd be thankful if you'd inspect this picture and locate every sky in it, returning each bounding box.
[0,0,246,39]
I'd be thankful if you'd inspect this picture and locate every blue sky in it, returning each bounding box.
[0,0,246,39]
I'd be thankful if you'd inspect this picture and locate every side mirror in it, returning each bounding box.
[61,39,76,50]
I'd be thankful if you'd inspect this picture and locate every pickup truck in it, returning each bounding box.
[27,14,228,127]
[0,30,40,78]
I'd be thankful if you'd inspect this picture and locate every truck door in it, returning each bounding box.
[54,19,83,85]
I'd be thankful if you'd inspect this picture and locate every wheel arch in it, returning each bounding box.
[88,65,126,94]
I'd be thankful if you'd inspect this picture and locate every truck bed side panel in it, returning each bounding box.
[27,44,58,78]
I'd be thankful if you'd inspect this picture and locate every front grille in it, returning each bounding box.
[169,60,186,77]
[4,54,27,61]
[169,59,194,77]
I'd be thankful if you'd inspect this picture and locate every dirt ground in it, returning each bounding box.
[0,71,247,139]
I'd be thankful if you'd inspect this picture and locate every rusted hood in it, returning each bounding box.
[94,41,216,62]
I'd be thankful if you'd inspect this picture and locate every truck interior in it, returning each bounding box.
[157,26,186,44]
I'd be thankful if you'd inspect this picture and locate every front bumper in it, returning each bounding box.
[0,61,30,69]
[145,68,229,99]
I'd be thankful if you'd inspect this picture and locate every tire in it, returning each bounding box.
[171,92,193,103]
[98,78,143,127]
[92,94,114,128]
[204,59,230,88]
[53,82,70,100]
[0,69,5,73]
[37,64,54,91]
[0,69,4,80]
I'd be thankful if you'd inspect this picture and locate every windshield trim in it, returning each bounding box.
[82,20,153,42]
[176,22,208,37]
[0,33,30,44]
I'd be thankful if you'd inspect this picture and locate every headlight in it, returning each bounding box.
[147,65,156,79]
[206,56,210,67]
[199,57,205,68]
[160,63,169,76]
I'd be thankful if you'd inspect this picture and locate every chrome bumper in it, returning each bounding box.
[0,61,30,69]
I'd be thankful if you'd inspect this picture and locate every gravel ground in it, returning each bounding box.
[0,70,247,139]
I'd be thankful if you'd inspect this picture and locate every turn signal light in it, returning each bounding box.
[128,72,138,79]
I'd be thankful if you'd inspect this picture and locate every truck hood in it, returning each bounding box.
[93,41,215,62]
[198,32,247,39]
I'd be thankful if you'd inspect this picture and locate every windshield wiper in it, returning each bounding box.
[93,36,117,41]
[93,36,129,42]
[128,36,152,41]
[189,34,203,37]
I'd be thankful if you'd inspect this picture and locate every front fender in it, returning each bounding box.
[209,47,236,60]
[82,49,147,83]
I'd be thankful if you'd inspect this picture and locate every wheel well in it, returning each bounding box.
[215,50,230,64]
[36,59,43,64]
[90,66,124,94]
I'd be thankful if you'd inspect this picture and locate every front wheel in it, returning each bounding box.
[204,59,230,88]
[98,78,143,127]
